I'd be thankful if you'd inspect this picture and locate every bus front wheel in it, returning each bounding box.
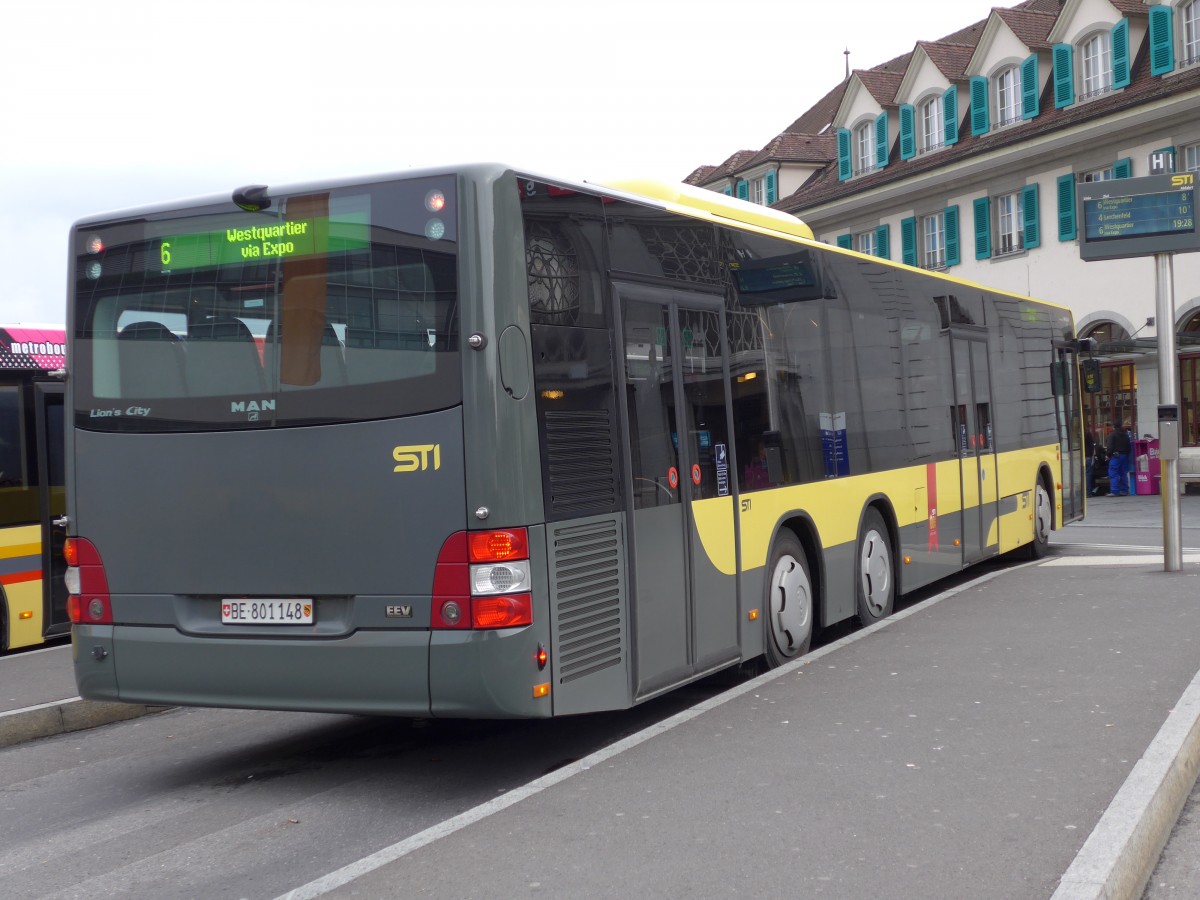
[1025,481,1052,559]
[856,508,894,625]
[763,529,813,668]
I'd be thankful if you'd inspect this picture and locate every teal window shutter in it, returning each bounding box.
[943,86,959,146]
[1021,184,1041,249]
[1021,54,1039,120]
[1150,6,1175,76]
[899,105,915,160]
[901,217,917,266]
[736,180,749,200]
[837,234,853,250]
[875,112,889,169]
[970,76,990,136]
[765,170,777,205]
[1114,157,1132,179]
[1112,19,1130,89]
[837,128,852,181]
[724,186,732,196]
[973,197,992,260]
[1057,174,1076,241]
[945,206,960,267]
[1053,44,1074,108]
[875,224,890,259]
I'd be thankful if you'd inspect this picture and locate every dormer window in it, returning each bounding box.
[920,95,944,152]
[996,66,1021,127]
[1081,32,1112,98]
[855,122,876,175]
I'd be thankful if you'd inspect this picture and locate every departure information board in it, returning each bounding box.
[1079,173,1200,261]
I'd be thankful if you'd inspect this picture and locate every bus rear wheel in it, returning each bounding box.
[763,529,813,668]
[856,508,894,625]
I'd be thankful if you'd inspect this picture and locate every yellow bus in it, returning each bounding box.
[1,325,68,652]
[65,166,1085,714]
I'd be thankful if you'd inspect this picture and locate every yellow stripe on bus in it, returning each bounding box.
[692,446,1060,576]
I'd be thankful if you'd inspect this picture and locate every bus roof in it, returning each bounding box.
[0,325,67,371]
[599,178,815,242]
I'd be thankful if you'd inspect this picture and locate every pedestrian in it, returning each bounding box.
[1106,420,1132,496]
[1085,430,1103,496]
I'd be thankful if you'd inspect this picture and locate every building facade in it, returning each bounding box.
[689,0,1200,466]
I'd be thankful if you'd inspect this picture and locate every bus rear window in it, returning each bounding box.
[71,177,460,431]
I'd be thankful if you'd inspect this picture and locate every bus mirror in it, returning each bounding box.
[1081,358,1102,394]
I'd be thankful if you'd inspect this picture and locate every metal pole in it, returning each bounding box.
[1155,252,1183,572]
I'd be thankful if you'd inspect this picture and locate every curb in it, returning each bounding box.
[0,698,171,749]
[1052,666,1200,900]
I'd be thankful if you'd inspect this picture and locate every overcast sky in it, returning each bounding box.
[2,0,1007,325]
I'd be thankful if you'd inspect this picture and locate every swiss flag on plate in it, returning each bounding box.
[222,603,231,617]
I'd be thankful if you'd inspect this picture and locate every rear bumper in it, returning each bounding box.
[72,621,553,718]
[75,624,433,716]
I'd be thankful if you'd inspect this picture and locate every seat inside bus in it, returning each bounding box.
[117,321,186,398]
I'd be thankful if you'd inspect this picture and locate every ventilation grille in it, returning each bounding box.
[552,519,624,684]
[544,410,619,516]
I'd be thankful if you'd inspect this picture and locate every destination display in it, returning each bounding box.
[1078,173,1200,261]
[159,214,370,272]
[1083,188,1193,241]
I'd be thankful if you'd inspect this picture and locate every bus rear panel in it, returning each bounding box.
[68,170,554,716]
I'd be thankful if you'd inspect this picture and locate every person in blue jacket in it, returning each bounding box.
[1106,421,1132,496]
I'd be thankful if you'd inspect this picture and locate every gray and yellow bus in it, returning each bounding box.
[66,164,1085,716]
[1,325,67,652]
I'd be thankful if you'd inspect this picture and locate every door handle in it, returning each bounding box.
[53,515,70,528]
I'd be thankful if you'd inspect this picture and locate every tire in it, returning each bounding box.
[763,529,813,668]
[1025,481,1052,559]
[856,508,894,625]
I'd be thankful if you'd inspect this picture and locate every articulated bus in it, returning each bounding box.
[66,164,1086,716]
[1,325,68,652]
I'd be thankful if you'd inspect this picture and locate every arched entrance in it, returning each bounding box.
[1181,310,1200,448]
[1081,321,1137,442]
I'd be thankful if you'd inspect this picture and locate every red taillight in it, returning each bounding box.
[468,528,528,563]
[432,532,470,629]
[64,537,112,625]
[472,594,533,629]
[433,530,533,630]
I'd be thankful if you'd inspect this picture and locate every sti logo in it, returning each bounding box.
[393,443,441,473]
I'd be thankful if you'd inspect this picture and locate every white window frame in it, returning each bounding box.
[920,95,944,153]
[995,192,1025,256]
[995,66,1021,127]
[854,122,875,175]
[1185,1,1200,67]
[1183,142,1200,173]
[856,230,877,257]
[1081,32,1112,99]
[922,213,946,270]
[1082,166,1115,183]
[751,177,765,205]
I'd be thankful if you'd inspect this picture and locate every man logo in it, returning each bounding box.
[393,444,441,473]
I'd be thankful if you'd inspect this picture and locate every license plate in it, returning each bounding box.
[221,599,313,625]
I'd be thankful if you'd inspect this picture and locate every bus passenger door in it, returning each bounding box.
[617,284,739,699]
[953,335,998,564]
[34,383,68,637]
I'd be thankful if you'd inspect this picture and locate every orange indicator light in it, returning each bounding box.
[748,608,759,621]
[903,556,912,565]
[18,610,33,620]
[954,538,961,546]
[533,683,551,699]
